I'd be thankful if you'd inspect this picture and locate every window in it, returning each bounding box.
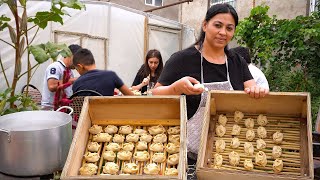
[210,0,236,9]
[145,0,163,7]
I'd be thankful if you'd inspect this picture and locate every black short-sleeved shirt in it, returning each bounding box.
[73,69,124,96]
[158,46,253,119]
[132,65,157,93]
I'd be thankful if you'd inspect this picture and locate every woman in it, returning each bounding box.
[152,3,268,179]
[131,49,163,93]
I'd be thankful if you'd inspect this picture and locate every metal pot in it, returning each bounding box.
[0,106,73,176]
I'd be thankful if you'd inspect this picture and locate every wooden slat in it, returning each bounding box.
[93,119,180,126]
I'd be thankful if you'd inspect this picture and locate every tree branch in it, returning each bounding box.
[0,53,10,88]
[0,39,15,48]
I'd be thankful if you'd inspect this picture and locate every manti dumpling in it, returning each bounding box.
[149,142,164,152]
[246,129,255,141]
[103,162,119,175]
[136,141,148,151]
[89,124,103,134]
[169,134,180,144]
[229,151,240,166]
[140,134,153,143]
[113,134,125,143]
[133,128,147,135]
[144,163,160,175]
[148,125,166,135]
[244,142,254,156]
[272,146,282,158]
[234,111,244,123]
[256,139,266,150]
[231,124,241,136]
[122,163,138,174]
[166,142,180,154]
[255,151,267,167]
[243,159,254,171]
[92,133,112,143]
[245,118,254,129]
[106,142,121,152]
[215,125,226,137]
[122,142,135,151]
[273,159,283,173]
[152,152,166,163]
[218,114,228,126]
[273,131,284,144]
[212,153,223,169]
[167,126,180,135]
[257,126,267,139]
[165,168,178,176]
[153,133,167,143]
[87,142,100,152]
[257,114,268,126]
[117,151,132,161]
[119,125,133,134]
[167,153,179,165]
[133,151,150,161]
[102,150,116,161]
[79,163,98,175]
[230,137,240,149]
[84,152,100,163]
[126,133,140,143]
[104,125,118,134]
[215,139,226,153]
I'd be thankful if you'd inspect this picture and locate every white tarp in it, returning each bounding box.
[0,1,195,94]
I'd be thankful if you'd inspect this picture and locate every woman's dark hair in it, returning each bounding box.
[138,49,163,81]
[194,3,239,49]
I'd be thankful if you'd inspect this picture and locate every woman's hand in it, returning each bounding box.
[244,86,269,98]
[172,76,204,95]
[142,74,150,86]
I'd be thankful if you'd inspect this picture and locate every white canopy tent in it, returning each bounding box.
[0,1,196,94]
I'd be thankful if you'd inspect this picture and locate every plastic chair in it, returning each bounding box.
[21,84,42,105]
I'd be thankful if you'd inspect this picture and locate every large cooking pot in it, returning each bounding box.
[0,106,73,176]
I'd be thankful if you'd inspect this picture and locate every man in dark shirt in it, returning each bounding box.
[72,48,133,96]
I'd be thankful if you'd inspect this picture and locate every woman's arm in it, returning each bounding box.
[244,79,269,98]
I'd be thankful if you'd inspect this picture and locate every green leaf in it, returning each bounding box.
[19,0,26,7]
[29,45,51,63]
[28,11,63,29]
[0,15,10,31]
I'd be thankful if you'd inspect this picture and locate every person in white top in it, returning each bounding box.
[231,46,269,90]
[41,44,82,109]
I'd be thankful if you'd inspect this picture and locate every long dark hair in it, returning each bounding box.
[138,49,163,82]
[194,3,239,50]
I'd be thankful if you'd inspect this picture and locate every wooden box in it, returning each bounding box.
[61,96,187,180]
[197,91,313,180]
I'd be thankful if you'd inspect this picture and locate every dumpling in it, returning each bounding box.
[273,131,284,144]
[257,126,267,139]
[153,134,167,143]
[119,125,133,134]
[136,141,148,151]
[117,151,132,161]
[257,114,268,126]
[218,114,228,126]
[89,124,103,134]
[273,159,283,173]
[103,162,119,175]
[167,153,179,165]
[213,153,223,169]
[167,126,180,135]
[169,135,180,144]
[87,142,100,152]
[255,151,267,167]
[234,111,244,123]
[104,125,118,134]
[106,142,121,152]
[243,159,254,171]
[133,128,147,135]
[122,163,138,174]
[246,129,255,141]
[231,124,241,136]
[244,142,254,156]
[165,168,178,176]
[84,152,100,163]
[166,142,180,154]
[245,118,254,129]
[134,151,150,161]
[256,139,266,150]
[152,152,166,163]
[148,125,166,135]
[102,150,116,161]
[140,134,153,142]
[229,151,240,166]
[272,146,282,158]
[144,163,160,175]
[149,142,164,152]
[122,142,135,151]
[230,137,240,149]
[126,133,140,142]
[92,133,112,142]
[113,134,125,143]
[79,163,98,175]
[215,139,226,153]
[216,125,226,137]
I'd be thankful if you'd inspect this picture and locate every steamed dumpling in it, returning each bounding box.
[230,137,240,149]
[215,139,226,153]
[122,142,135,151]
[152,152,166,163]
[79,163,98,175]
[102,150,116,161]
[106,142,121,152]
[257,126,267,139]
[218,114,228,126]
[117,151,132,161]
[144,163,160,175]
[273,131,284,144]
[256,139,266,150]
[234,111,244,123]
[140,134,153,143]
[153,134,167,143]
[167,153,179,165]
[133,128,147,135]
[273,159,283,173]
[136,141,148,151]
[87,142,100,152]
[246,129,255,141]
[166,143,180,154]
[216,125,226,137]
[89,124,103,134]
[165,168,178,176]
[113,134,125,143]
[104,125,118,134]
[213,153,223,169]
[148,125,166,135]
[133,151,150,161]
[122,163,138,174]
[169,134,180,144]
[119,125,133,134]
[84,152,100,163]
[167,126,180,135]
[92,133,112,142]
[257,114,268,126]
[103,162,119,175]
[244,159,254,171]
[255,151,267,167]
[229,151,240,166]
[272,146,282,158]
[149,142,164,152]
[244,142,254,156]
[245,118,254,129]
[231,124,241,136]
[126,133,139,142]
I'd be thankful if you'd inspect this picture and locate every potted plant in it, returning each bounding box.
[0,0,85,115]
